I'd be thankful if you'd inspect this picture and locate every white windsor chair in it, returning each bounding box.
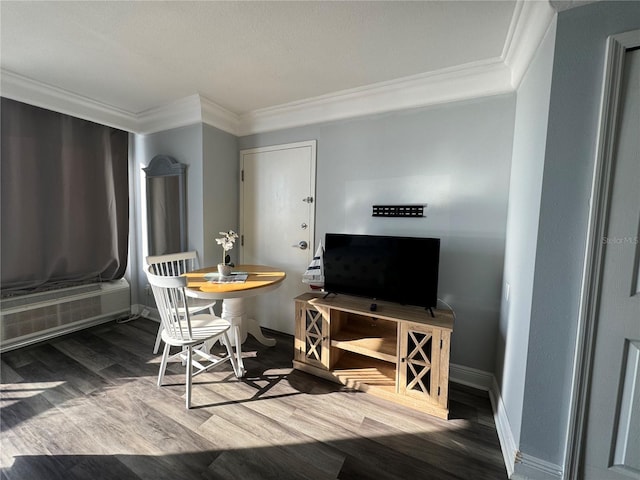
[146,251,217,354]
[146,268,238,408]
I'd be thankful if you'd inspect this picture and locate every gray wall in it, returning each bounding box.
[131,123,238,309]
[497,17,557,448]
[202,124,240,267]
[520,1,640,468]
[131,124,203,308]
[119,3,640,473]
[240,95,516,372]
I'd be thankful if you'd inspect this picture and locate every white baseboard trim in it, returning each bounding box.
[472,374,563,480]
[489,375,519,478]
[450,363,494,391]
[448,364,519,477]
[512,454,563,480]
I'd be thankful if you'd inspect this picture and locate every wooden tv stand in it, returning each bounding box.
[293,293,454,419]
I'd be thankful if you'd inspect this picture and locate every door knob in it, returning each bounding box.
[292,241,308,250]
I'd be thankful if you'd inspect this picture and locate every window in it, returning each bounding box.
[1,98,129,296]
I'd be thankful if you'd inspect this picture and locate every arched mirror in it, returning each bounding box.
[143,155,187,255]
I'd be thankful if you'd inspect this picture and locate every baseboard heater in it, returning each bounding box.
[0,278,131,353]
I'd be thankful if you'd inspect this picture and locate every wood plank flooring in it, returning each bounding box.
[1,318,507,480]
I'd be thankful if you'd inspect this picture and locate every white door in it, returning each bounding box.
[582,47,640,479]
[240,141,316,335]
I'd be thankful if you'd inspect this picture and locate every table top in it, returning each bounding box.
[184,264,286,300]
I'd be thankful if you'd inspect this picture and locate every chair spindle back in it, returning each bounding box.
[146,269,195,342]
[147,251,200,276]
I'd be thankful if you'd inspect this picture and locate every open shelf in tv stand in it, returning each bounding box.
[293,292,454,419]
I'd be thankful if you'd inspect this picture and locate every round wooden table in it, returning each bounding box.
[184,264,286,376]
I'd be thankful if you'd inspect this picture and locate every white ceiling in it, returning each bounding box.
[0,1,560,134]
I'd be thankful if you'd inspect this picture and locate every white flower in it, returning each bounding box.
[216,230,239,264]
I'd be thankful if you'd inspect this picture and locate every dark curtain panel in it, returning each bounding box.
[1,98,129,295]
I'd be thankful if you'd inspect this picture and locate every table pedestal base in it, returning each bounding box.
[220,298,277,376]
[245,319,277,347]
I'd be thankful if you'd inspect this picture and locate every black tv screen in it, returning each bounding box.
[324,233,440,308]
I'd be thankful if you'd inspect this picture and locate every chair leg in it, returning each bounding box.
[153,325,163,354]
[222,332,240,377]
[185,346,193,409]
[201,306,218,354]
[181,346,188,366]
[233,324,246,377]
[158,342,170,387]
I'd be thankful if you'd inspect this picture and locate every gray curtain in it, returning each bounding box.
[1,98,129,295]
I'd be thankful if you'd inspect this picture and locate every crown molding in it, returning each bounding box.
[1,0,556,137]
[504,0,557,89]
[0,69,139,132]
[236,0,556,136]
[0,71,240,136]
[237,59,512,135]
[200,95,241,136]
[137,94,240,135]
[136,94,203,135]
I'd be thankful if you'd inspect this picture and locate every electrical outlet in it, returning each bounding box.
[145,284,152,296]
[141,308,150,318]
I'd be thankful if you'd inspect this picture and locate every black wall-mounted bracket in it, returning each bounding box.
[372,204,426,218]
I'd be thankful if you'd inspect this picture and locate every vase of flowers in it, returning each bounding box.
[215,230,238,276]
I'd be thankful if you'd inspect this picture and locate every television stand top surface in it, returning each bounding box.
[297,292,454,330]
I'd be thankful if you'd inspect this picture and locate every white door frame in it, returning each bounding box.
[238,140,317,264]
[565,29,640,480]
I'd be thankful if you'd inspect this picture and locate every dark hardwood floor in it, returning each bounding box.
[1,318,507,480]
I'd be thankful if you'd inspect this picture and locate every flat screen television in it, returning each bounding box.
[323,233,440,309]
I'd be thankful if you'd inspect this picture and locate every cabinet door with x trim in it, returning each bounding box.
[398,322,449,410]
[294,302,330,370]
